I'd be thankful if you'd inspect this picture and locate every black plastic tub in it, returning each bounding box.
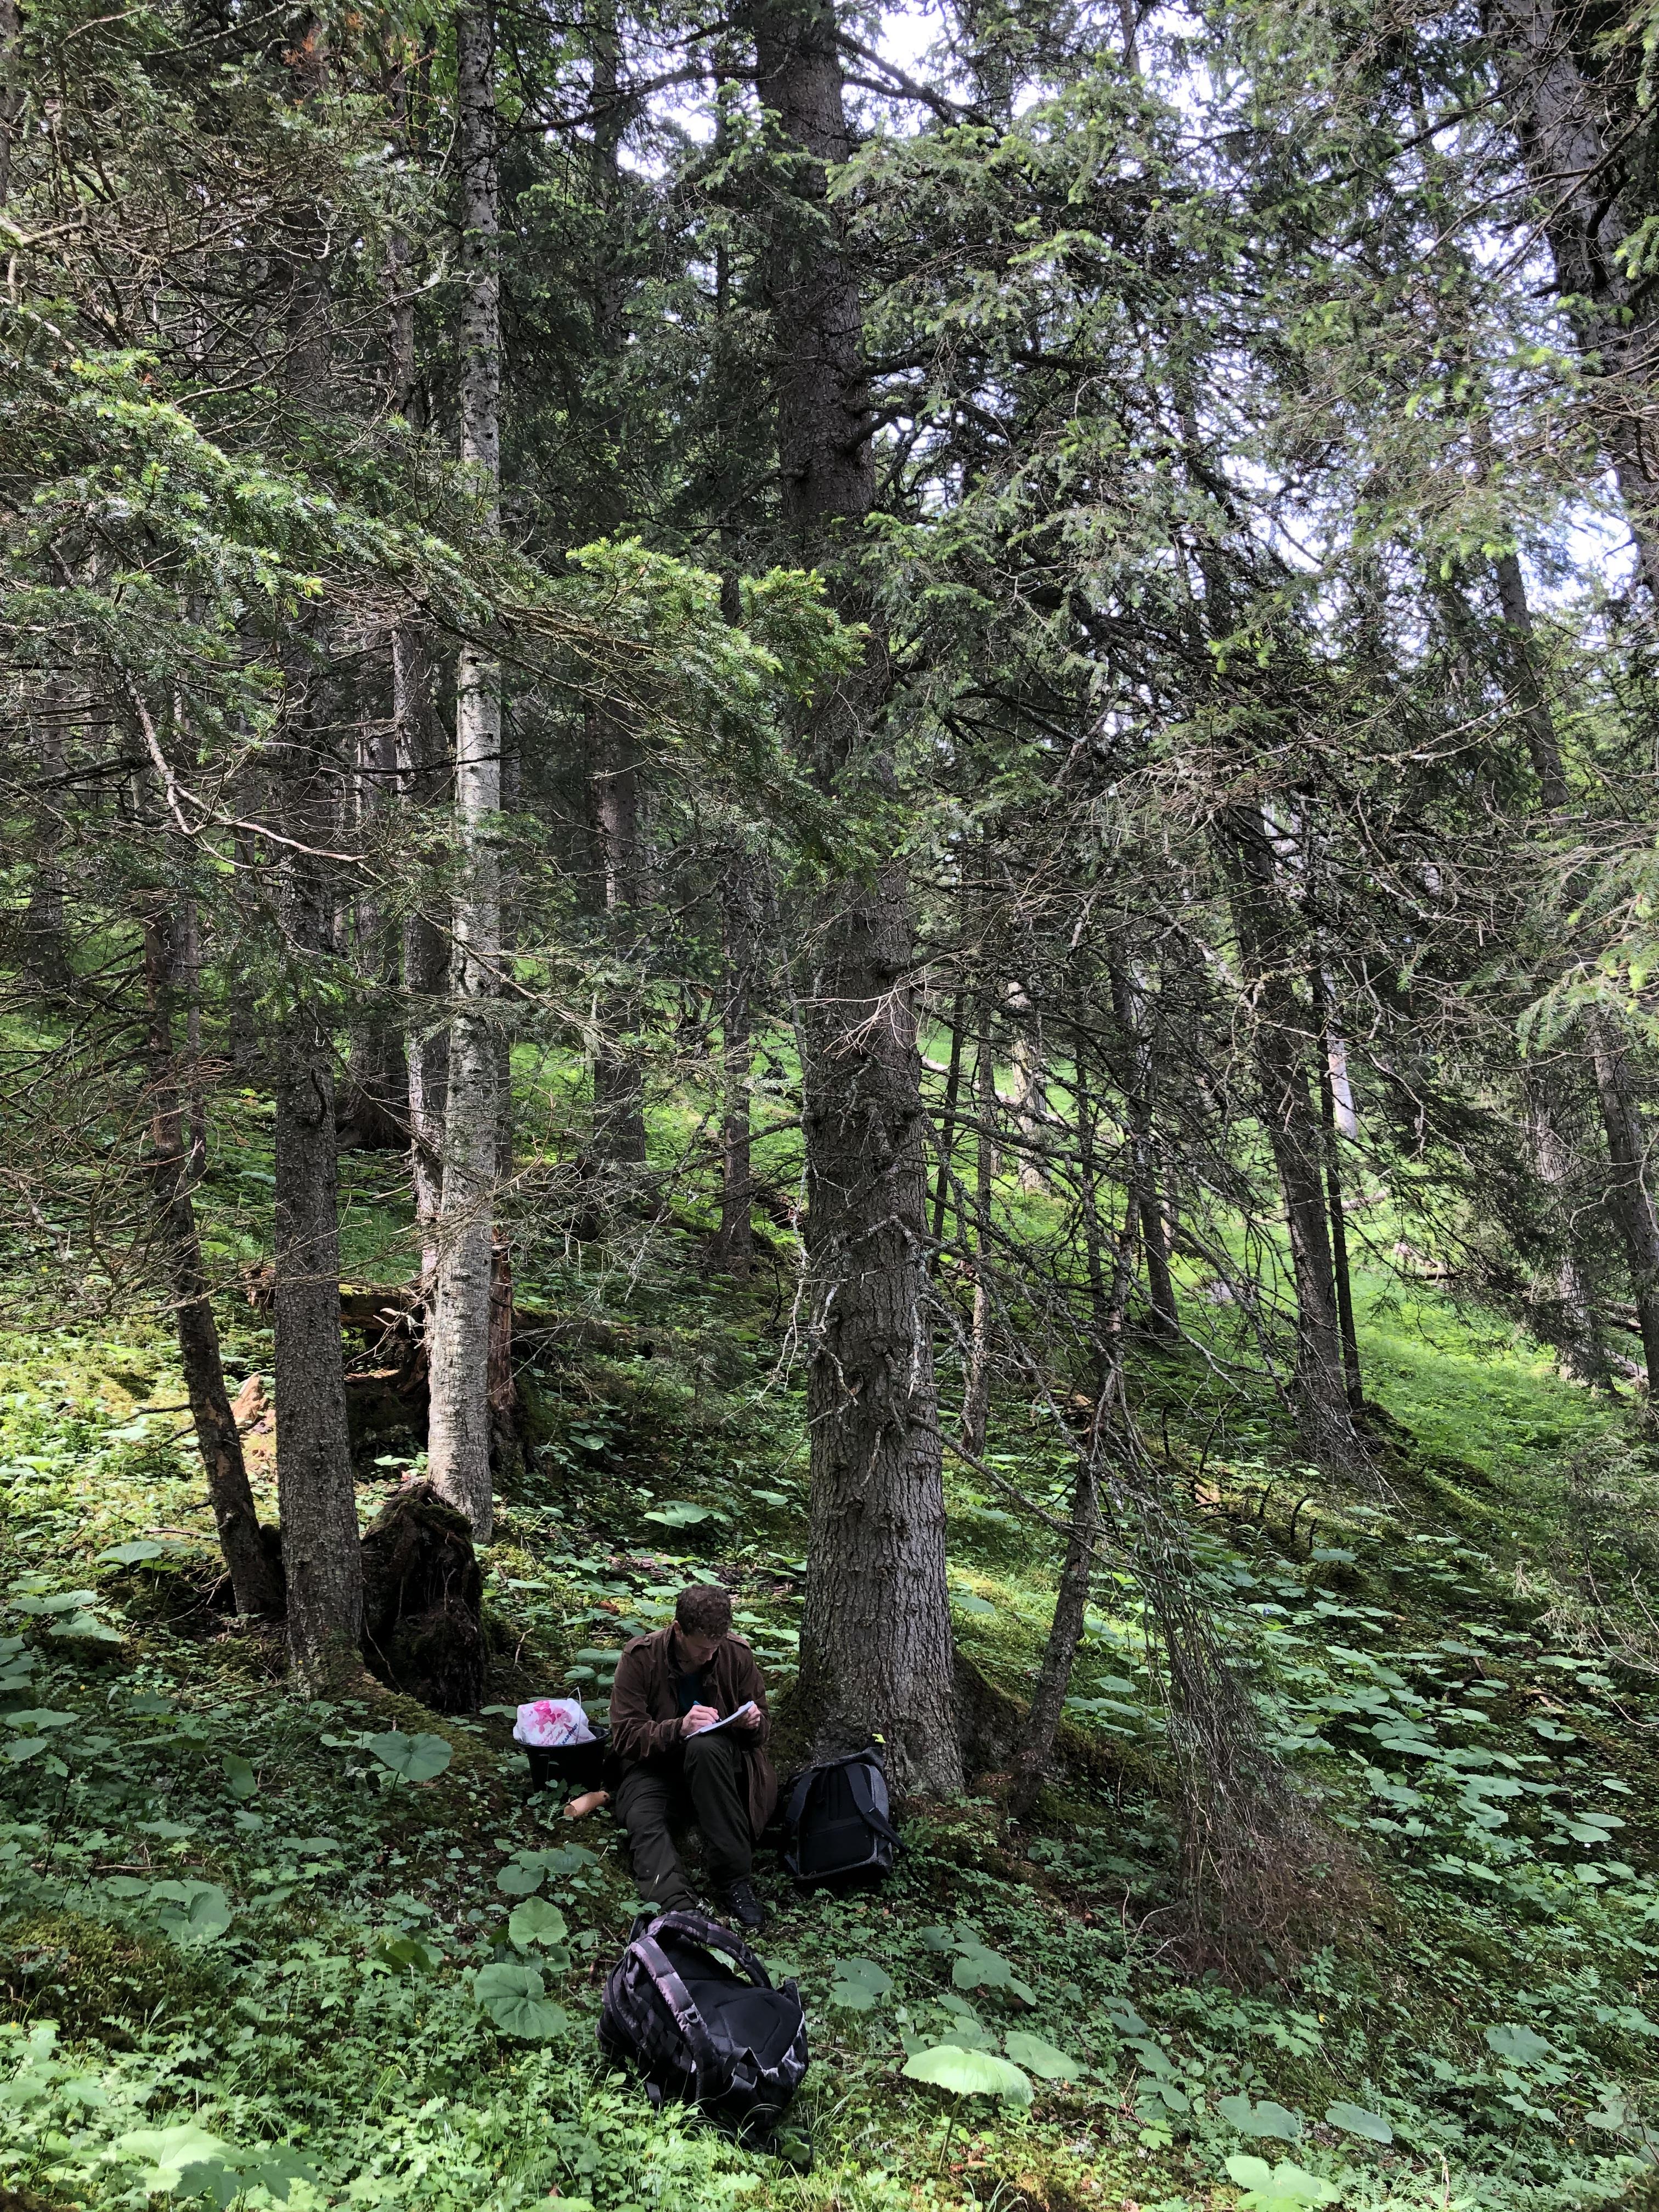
[523,1724,611,1795]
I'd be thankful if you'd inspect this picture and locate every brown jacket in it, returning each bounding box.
[608,1624,778,1838]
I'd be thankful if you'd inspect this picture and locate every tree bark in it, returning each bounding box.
[426,0,501,1541]
[142,907,283,1616]
[746,0,960,1796]
[272,24,362,1684]
[1220,809,1367,1475]
[274,795,364,1681]
[395,623,448,1286]
[1310,965,1363,1410]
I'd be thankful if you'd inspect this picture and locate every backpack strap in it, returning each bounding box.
[646,1909,772,1989]
[632,1932,725,2101]
[844,1760,901,1849]
[782,1765,821,1836]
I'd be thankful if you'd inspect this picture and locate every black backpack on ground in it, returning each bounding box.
[780,1748,899,1888]
[597,1909,808,2142]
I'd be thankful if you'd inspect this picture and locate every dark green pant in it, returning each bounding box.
[614,1729,752,1910]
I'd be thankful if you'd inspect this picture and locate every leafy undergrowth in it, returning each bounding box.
[3,1265,1659,2212]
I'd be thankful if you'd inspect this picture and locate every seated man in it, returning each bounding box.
[608,1584,777,1933]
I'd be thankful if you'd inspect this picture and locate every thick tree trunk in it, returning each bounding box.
[274,823,364,1680]
[747,0,960,1796]
[1588,1013,1659,1407]
[1221,810,1367,1475]
[272,37,362,1684]
[142,908,282,1616]
[427,0,501,1541]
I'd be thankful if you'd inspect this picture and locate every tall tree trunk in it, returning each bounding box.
[1310,965,1363,1410]
[1220,809,1367,1475]
[1587,1013,1659,1409]
[271,698,362,1679]
[709,856,755,1276]
[427,0,501,1540]
[582,6,648,1181]
[396,624,448,1288]
[961,1027,995,1456]
[386,69,448,1286]
[745,0,960,1796]
[272,27,362,1683]
[142,906,283,1616]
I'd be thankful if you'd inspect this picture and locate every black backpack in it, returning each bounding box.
[780,1748,899,1888]
[598,1909,808,2141]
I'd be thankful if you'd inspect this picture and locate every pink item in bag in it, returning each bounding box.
[513,1698,594,1749]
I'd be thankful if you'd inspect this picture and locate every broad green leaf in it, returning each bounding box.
[952,1592,996,1616]
[1003,2030,1081,2080]
[902,2044,1032,2104]
[48,1612,122,1643]
[473,1960,569,2039]
[1223,2155,1340,2210]
[1485,2023,1551,2064]
[952,1946,1015,1991]
[115,2124,234,2193]
[1218,2093,1303,2140]
[1324,2101,1391,2143]
[497,1858,545,1895]
[221,1753,257,1799]
[99,1541,168,1564]
[373,1933,438,1975]
[509,1897,569,1949]
[365,1730,452,1783]
[753,1491,791,1507]
[3,1709,75,1730]
[829,1958,893,2010]
[5,1738,49,1763]
[642,1501,715,1527]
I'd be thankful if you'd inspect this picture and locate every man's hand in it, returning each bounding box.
[732,1703,764,1733]
[681,1703,720,1736]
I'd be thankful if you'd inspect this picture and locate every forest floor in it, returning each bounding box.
[3,1143,1659,2212]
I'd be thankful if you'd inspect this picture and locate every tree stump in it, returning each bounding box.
[359,1481,484,1713]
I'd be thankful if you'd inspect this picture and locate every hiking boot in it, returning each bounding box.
[721,1878,766,1933]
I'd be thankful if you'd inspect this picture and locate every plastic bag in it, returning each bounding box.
[513,1697,595,1749]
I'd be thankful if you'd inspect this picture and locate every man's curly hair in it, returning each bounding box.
[674,1584,733,1639]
